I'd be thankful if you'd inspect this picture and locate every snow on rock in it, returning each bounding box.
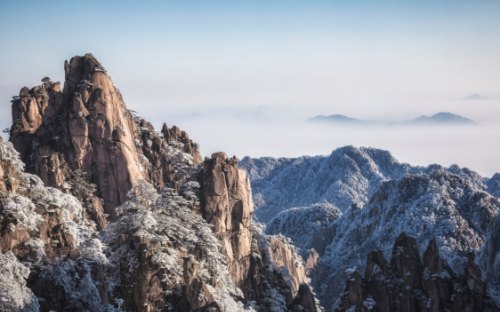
[1,138,111,310]
[242,146,498,310]
[104,180,251,311]
[486,173,500,198]
[0,251,39,312]
[480,213,500,307]
[315,169,499,310]
[266,202,342,256]
[240,146,419,222]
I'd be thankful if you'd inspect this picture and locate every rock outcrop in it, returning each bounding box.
[200,152,253,288]
[199,152,320,310]
[10,55,142,217]
[2,54,319,312]
[0,138,110,311]
[9,53,202,219]
[337,233,499,312]
[267,235,309,296]
[0,138,78,259]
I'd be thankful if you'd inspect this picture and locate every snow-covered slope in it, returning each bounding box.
[1,123,321,311]
[487,173,500,198]
[313,169,499,309]
[240,146,419,223]
[104,181,251,311]
[0,137,110,311]
[242,147,499,310]
[266,203,341,257]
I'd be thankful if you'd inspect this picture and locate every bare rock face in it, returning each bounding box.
[10,54,143,219]
[200,152,253,288]
[292,283,320,312]
[9,54,203,222]
[305,248,321,277]
[337,233,499,312]
[135,118,202,192]
[268,235,309,296]
[199,153,320,310]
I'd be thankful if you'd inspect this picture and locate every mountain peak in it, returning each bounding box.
[410,112,476,125]
[463,93,488,100]
[310,114,360,123]
[9,54,202,217]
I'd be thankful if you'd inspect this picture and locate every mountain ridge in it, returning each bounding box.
[308,112,476,126]
[241,147,500,310]
[1,54,320,312]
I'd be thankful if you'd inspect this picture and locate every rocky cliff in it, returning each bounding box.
[198,151,316,310]
[9,53,202,219]
[337,233,498,311]
[1,54,318,312]
[200,152,253,288]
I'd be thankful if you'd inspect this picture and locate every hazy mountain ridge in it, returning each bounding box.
[409,112,476,125]
[464,93,488,100]
[308,112,476,126]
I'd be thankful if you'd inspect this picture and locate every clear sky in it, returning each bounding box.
[1,0,499,175]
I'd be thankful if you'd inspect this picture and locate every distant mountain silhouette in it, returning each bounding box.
[309,114,366,124]
[463,93,488,100]
[408,112,476,125]
[309,112,476,126]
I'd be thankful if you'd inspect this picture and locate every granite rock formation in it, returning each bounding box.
[200,152,253,288]
[1,54,319,312]
[9,53,202,219]
[337,233,499,312]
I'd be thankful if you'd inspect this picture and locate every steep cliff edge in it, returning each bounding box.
[199,152,317,309]
[9,53,202,218]
[200,152,253,288]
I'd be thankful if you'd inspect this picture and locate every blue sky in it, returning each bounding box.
[1,0,499,175]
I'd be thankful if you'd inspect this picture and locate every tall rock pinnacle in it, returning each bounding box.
[9,54,202,218]
[10,54,143,216]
